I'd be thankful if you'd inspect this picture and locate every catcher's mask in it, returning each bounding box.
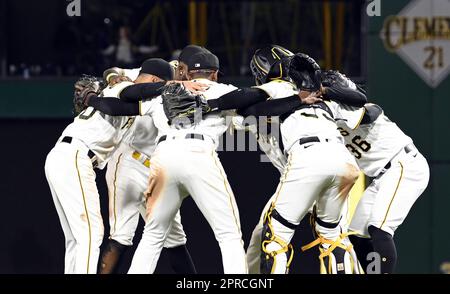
[250,45,294,85]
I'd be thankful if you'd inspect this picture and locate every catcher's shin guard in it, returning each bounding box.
[260,207,296,274]
[302,215,360,274]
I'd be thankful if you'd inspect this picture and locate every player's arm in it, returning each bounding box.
[85,96,141,116]
[207,87,271,111]
[119,81,207,102]
[237,90,323,117]
[322,85,367,107]
[118,82,166,102]
[237,96,302,117]
[321,71,367,107]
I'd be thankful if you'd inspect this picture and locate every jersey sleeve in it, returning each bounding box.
[202,83,238,101]
[140,99,156,116]
[327,101,366,130]
[253,80,298,100]
[123,68,141,81]
[101,81,134,98]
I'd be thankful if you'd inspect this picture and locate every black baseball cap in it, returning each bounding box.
[178,45,209,64]
[139,58,173,81]
[187,51,220,71]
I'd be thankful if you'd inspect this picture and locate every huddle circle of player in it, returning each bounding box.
[45,44,429,274]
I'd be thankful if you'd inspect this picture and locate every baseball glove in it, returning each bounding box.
[321,70,367,94]
[284,53,322,91]
[161,82,210,126]
[321,70,349,88]
[73,75,105,116]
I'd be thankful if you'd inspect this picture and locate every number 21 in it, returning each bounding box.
[424,46,444,69]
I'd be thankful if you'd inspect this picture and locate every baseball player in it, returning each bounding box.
[167,46,366,273]
[44,57,203,274]
[127,50,248,274]
[44,76,136,274]
[329,98,430,274]
[95,58,197,274]
[82,49,209,274]
[244,66,430,274]
[166,46,365,274]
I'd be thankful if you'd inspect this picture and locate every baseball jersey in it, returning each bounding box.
[120,116,158,157]
[256,80,342,152]
[232,116,286,174]
[117,68,160,157]
[328,102,413,177]
[60,81,135,169]
[150,79,237,148]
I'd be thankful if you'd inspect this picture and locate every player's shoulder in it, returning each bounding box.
[253,79,297,99]
[101,81,134,98]
[200,80,237,99]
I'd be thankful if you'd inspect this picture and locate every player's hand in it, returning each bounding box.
[298,90,323,104]
[109,75,132,86]
[168,81,209,94]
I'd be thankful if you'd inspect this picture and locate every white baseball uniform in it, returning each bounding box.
[128,79,248,274]
[104,68,187,249]
[44,81,135,274]
[328,102,430,237]
[105,116,187,248]
[247,80,360,274]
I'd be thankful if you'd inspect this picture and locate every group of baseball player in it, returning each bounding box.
[44,44,429,274]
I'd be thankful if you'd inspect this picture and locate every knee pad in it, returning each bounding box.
[302,215,360,274]
[260,207,296,274]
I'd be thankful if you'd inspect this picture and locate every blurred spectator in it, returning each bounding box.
[102,26,158,68]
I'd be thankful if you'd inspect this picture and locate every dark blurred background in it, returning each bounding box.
[0,0,449,274]
[0,0,364,78]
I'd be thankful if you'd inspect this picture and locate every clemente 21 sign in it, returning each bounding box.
[380,0,450,88]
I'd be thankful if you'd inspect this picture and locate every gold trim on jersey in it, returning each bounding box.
[353,107,366,130]
[75,150,92,274]
[380,161,404,229]
[112,153,123,237]
[138,101,143,116]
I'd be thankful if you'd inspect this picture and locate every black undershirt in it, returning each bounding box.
[119,82,166,102]
[207,88,270,111]
[85,81,166,116]
[87,96,141,116]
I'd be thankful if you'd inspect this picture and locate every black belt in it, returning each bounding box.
[299,136,329,145]
[61,136,98,167]
[157,133,204,145]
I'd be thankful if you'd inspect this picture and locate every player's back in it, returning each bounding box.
[60,81,134,168]
[330,102,413,176]
[121,115,158,157]
[256,80,342,152]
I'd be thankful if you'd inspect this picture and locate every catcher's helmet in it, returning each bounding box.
[250,45,294,85]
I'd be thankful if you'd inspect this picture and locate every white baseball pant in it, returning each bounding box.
[128,137,247,274]
[45,139,103,274]
[350,146,430,237]
[261,140,359,274]
[105,142,187,248]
